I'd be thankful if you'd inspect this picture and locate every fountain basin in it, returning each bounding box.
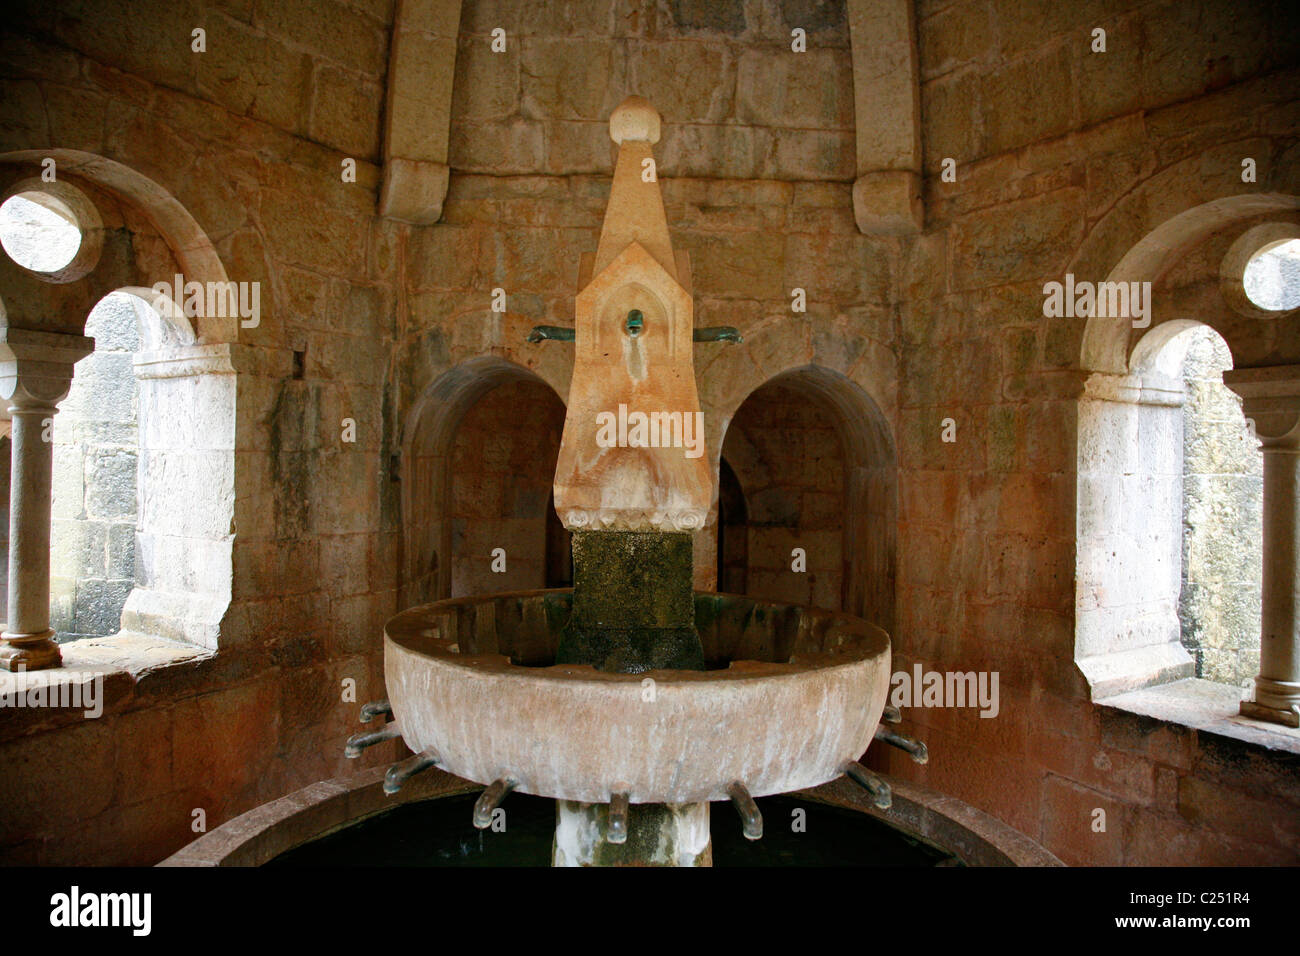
[384,589,891,805]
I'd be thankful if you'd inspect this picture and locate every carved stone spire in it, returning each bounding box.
[552,96,711,535]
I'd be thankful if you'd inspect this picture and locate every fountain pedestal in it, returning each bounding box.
[554,801,711,867]
[558,531,704,672]
[547,96,718,864]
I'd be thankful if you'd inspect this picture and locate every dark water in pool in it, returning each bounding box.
[268,793,960,867]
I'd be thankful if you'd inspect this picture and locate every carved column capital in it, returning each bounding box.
[0,328,94,413]
[1223,364,1300,450]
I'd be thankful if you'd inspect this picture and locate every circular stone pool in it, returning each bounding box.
[266,791,961,867]
[160,765,1062,868]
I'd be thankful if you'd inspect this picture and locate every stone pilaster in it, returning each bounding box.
[0,328,94,671]
[1224,365,1300,727]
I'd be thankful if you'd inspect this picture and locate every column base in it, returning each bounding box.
[553,799,711,866]
[0,628,61,671]
[1242,676,1300,727]
[1237,697,1300,728]
[1240,701,1300,728]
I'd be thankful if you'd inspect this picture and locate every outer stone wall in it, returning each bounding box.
[50,292,139,642]
[1178,330,1263,687]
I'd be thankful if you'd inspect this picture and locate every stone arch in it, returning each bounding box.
[111,286,198,351]
[400,355,567,604]
[1074,194,1300,695]
[697,313,896,458]
[0,151,240,653]
[1075,314,1259,696]
[1079,193,1300,375]
[0,149,237,342]
[720,362,897,631]
[72,286,234,650]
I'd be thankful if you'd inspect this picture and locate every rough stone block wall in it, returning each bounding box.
[1178,330,1263,687]
[451,0,854,180]
[723,380,846,609]
[448,379,565,596]
[50,292,140,642]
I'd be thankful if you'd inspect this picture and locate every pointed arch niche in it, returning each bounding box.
[400,357,568,606]
[719,365,897,632]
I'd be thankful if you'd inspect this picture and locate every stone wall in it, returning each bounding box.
[723,379,846,609]
[447,379,566,596]
[50,291,140,643]
[886,0,1300,864]
[1178,329,1263,687]
[450,0,854,180]
[1,0,404,863]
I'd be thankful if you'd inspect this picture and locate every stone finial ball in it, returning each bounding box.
[609,96,661,145]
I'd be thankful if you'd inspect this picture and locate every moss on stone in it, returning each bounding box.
[557,530,705,672]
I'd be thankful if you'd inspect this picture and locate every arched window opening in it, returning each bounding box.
[1076,196,1300,729]
[0,155,235,662]
[0,192,81,273]
[1243,238,1300,311]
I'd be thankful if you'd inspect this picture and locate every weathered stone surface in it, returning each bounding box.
[309,63,383,160]
[560,530,703,671]
[554,799,711,866]
[853,170,923,235]
[1178,331,1263,686]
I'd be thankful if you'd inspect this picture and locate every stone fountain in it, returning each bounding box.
[160,97,1066,871]
[352,97,908,866]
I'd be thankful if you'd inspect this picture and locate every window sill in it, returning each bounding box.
[0,631,210,743]
[57,631,210,674]
[1097,678,1300,755]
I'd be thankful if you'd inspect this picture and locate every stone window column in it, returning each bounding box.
[1224,365,1300,727]
[0,328,93,671]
